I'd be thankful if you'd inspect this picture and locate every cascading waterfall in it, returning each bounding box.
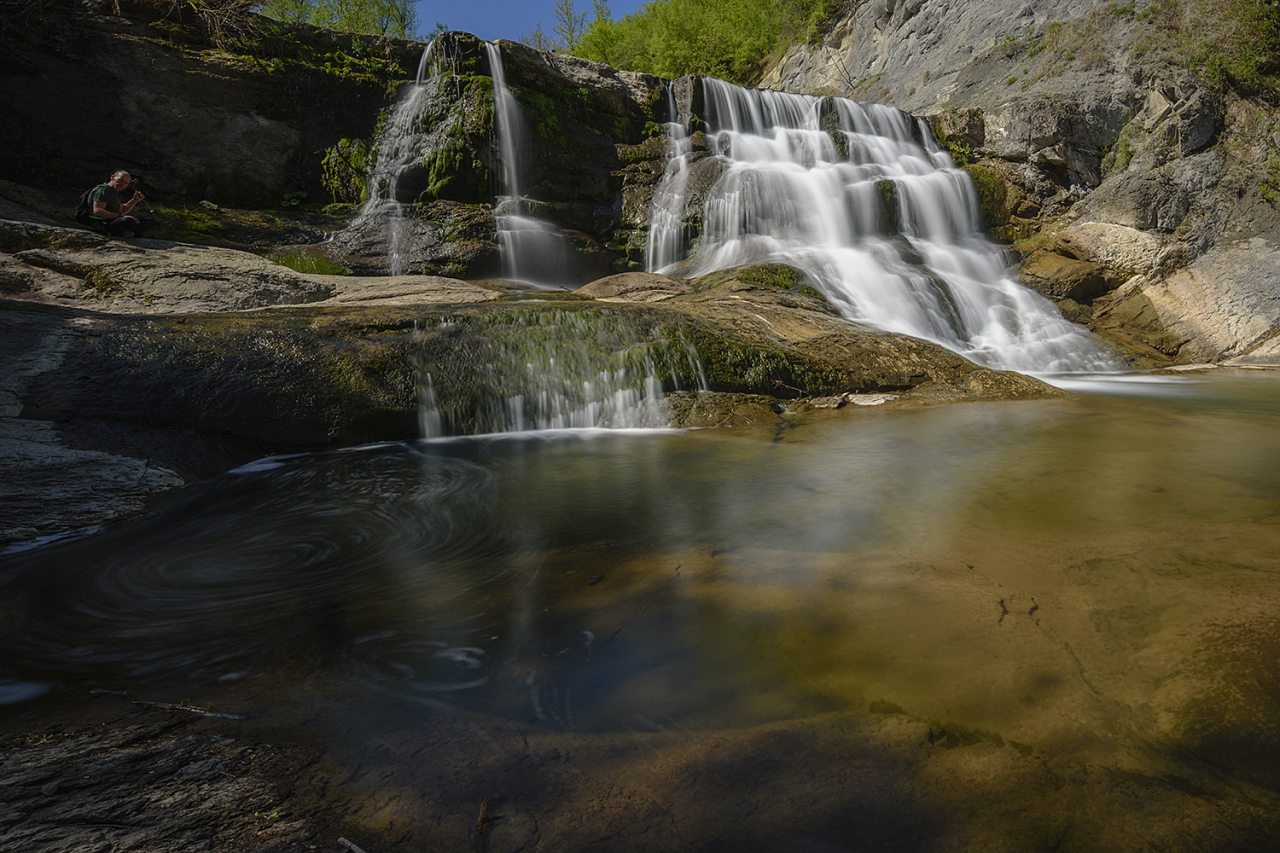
[647,78,1119,375]
[645,86,694,272]
[483,42,570,287]
[358,42,453,276]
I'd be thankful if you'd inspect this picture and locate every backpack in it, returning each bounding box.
[74,183,107,225]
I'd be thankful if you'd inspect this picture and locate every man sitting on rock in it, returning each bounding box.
[87,170,156,238]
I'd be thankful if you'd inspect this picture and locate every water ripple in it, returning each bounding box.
[0,443,507,684]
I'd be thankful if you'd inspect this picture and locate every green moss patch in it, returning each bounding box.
[269,254,352,275]
[962,165,1012,241]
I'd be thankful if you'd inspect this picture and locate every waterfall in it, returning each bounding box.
[647,78,1119,375]
[356,42,452,276]
[346,37,569,283]
[645,86,694,272]
[483,42,571,287]
[416,313,708,437]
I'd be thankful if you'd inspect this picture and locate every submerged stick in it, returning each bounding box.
[338,838,368,853]
[130,700,247,721]
[474,797,500,853]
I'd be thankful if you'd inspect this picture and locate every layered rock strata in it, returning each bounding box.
[761,0,1280,367]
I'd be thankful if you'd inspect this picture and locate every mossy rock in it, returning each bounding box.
[962,164,1012,240]
[691,263,829,305]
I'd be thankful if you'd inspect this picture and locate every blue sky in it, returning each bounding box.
[413,0,647,43]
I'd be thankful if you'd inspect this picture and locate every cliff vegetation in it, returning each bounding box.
[572,0,830,85]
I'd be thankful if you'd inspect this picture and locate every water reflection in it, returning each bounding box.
[2,374,1280,772]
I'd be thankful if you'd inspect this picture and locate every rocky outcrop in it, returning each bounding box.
[1095,237,1280,364]
[0,218,504,314]
[761,0,1118,114]
[0,2,421,206]
[577,271,692,302]
[14,237,335,313]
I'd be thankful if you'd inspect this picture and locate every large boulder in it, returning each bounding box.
[576,272,692,302]
[1138,237,1280,364]
[1018,251,1113,303]
[1053,222,1162,274]
[13,234,335,313]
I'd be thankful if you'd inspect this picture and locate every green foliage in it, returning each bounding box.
[1101,117,1139,176]
[252,22,408,88]
[1261,150,1280,202]
[733,263,827,301]
[572,0,830,85]
[961,165,1011,240]
[270,253,353,274]
[1029,0,1280,98]
[942,140,972,165]
[280,190,309,207]
[153,204,228,245]
[553,0,589,49]
[254,0,417,38]
[321,138,370,203]
[1190,0,1280,96]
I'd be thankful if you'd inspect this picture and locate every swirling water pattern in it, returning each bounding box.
[0,443,509,688]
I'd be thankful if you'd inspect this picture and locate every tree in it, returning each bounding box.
[552,0,588,50]
[521,21,556,51]
[255,0,417,38]
[572,0,829,85]
[255,0,311,22]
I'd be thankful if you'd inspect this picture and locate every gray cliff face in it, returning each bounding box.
[760,0,1280,367]
[761,0,1117,113]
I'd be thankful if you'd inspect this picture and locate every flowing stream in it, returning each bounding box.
[649,79,1119,375]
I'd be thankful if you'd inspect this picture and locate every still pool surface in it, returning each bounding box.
[3,370,1280,850]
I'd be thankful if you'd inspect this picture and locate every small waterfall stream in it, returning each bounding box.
[648,78,1119,375]
[484,42,572,288]
[357,44,449,276]
[415,312,707,437]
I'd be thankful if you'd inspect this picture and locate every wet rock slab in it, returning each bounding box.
[0,707,351,853]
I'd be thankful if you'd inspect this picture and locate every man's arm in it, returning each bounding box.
[91,192,142,219]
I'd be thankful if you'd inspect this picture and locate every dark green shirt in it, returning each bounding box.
[87,184,122,220]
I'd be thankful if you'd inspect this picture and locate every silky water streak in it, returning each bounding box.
[415,311,708,436]
[484,42,571,287]
[648,79,1118,374]
[352,40,454,276]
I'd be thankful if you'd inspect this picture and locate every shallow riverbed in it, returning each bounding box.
[3,369,1279,851]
